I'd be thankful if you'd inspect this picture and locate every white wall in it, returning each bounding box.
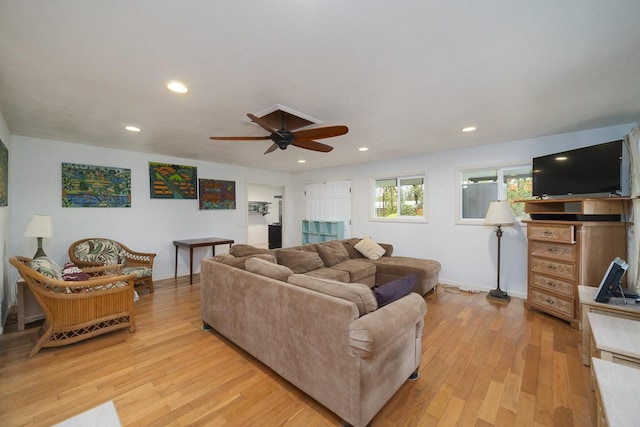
[8,136,292,291]
[0,109,11,331]
[292,123,636,298]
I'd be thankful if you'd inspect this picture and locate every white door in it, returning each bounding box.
[305,180,351,238]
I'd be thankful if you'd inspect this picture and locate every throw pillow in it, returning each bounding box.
[374,274,416,307]
[276,250,324,274]
[354,237,386,260]
[315,240,350,267]
[30,256,63,280]
[62,261,90,281]
[287,274,378,316]
[246,257,294,282]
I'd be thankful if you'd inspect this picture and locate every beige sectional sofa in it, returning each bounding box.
[200,238,440,426]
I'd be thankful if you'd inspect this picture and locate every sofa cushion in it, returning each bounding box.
[229,244,273,258]
[73,239,124,265]
[276,250,324,274]
[316,240,350,267]
[287,274,378,316]
[303,267,350,282]
[246,257,294,282]
[354,237,386,260]
[329,259,377,285]
[213,253,277,270]
[374,274,416,307]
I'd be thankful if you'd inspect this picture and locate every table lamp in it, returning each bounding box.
[485,201,515,303]
[24,214,53,258]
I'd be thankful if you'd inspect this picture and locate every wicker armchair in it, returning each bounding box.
[9,256,136,358]
[68,238,156,293]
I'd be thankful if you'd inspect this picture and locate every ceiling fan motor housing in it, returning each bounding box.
[273,129,294,150]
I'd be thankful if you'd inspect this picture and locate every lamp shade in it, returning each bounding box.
[485,201,515,226]
[24,215,54,238]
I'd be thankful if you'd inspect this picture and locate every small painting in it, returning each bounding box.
[149,162,197,199]
[0,138,7,206]
[199,179,236,210]
[62,163,131,207]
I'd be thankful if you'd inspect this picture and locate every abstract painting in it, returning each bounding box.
[0,138,7,206]
[199,179,236,210]
[62,163,131,207]
[149,162,197,199]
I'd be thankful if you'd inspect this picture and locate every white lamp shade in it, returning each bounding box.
[24,215,54,238]
[485,201,516,226]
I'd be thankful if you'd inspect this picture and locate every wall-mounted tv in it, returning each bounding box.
[532,140,630,198]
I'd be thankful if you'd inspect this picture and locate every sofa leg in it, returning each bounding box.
[408,369,420,381]
[201,322,213,331]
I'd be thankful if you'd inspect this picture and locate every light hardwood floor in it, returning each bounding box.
[0,277,595,426]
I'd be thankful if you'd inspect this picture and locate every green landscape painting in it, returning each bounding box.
[0,138,7,206]
[199,179,236,210]
[149,162,197,199]
[62,163,131,207]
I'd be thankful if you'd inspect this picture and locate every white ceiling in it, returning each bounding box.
[1,1,639,173]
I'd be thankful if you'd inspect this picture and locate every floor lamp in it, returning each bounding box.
[485,201,515,304]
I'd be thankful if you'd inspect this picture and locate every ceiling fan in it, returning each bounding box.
[210,113,348,154]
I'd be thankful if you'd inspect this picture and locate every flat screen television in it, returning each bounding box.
[532,140,630,198]
[594,257,629,303]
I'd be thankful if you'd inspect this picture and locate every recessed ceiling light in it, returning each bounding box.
[358,147,369,152]
[462,126,477,132]
[167,80,188,93]
[125,125,141,132]
[555,156,568,161]
[298,160,306,164]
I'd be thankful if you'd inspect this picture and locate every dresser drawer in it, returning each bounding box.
[529,289,574,318]
[530,241,576,261]
[530,273,574,297]
[528,224,575,244]
[530,257,576,280]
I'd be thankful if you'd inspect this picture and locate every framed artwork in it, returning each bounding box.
[0,138,7,206]
[199,179,236,210]
[62,162,131,207]
[149,162,197,199]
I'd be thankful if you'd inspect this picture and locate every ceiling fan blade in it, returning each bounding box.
[292,125,348,141]
[209,136,270,141]
[292,140,334,153]
[264,143,279,154]
[247,113,284,138]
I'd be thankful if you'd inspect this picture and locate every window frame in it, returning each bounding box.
[369,172,428,223]
[455,162,532,225]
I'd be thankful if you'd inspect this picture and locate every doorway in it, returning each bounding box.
[247,183,284,248]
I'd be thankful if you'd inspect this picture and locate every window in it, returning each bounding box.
[458,164,532,223]
[373,174,427,221]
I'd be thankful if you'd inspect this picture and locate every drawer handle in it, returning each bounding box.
[547,264,557,270]
[545,299,555,305]
[542,230,553,236]
[547,281,556,287]
[547,247,558,253]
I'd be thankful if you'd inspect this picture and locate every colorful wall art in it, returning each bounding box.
[0,138,7,206]
[62,162,131,207]
[199,179,236,210]
[149,162,197,199]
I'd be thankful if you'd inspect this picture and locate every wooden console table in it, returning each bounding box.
[579,285,640,366]
[173,237,234,284]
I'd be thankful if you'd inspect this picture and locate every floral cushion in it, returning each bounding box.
[30,256,63,281]
[62,261,90,281]
[73,239,125,265]
[122,266,152,279]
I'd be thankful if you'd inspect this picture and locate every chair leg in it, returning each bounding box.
[27,323,51,358]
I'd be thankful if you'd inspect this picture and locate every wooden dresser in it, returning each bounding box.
[522,198,631,328]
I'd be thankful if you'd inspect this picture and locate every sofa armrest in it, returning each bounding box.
[379,243,394,257]
[349,293,426,358]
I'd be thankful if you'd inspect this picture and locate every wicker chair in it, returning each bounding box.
[68,238,156,293]
[9,256,136,358]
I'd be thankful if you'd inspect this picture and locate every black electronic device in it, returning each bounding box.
[532,140,630,198]
[594,257,629,303]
